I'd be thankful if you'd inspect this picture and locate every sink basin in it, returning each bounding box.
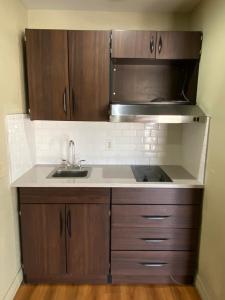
[47,166,90,178]
[52,169,88,178]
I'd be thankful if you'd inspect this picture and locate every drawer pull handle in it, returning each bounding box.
[142,215,171,220]
[141,238,169,243]
[140,262,167,268]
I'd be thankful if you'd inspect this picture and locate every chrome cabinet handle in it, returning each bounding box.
[142,215,171,220]
[66,209,71,238]
[158,36,163,54]
[141,238,168,243]
[63,89,67,113]
[150,37,155,54]
[140,262,167,268]
[72,88,76,112]
[59,210,63,237]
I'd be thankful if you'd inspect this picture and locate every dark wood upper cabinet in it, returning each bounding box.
[111,30,202,60]
[66,204,109,281]
[112,31,157,59]
[111,31,202,104]
[26,29,70,120]
[68,31,110,121]
[20,204,66,281]
[26,29,110,121]
[156,32,202,60]
[25,29,202,119]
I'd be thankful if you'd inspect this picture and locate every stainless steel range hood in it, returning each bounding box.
[110,104,207,123]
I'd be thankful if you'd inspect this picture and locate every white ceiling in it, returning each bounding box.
[22,0,201,13]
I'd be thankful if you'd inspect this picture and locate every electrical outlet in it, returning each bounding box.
[105,140,112,150]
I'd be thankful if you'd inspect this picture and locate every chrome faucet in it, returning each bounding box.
[61,139,86,169]
[68,139,76,167]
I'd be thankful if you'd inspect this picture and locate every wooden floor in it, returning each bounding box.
[14,284,201,300]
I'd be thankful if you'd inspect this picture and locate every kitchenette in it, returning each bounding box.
[6,29,210,287]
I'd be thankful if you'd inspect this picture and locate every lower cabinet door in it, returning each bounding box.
[66,204,109,283]
[20,204,66,281]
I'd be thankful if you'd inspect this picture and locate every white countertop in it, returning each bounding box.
[11,165,204,188]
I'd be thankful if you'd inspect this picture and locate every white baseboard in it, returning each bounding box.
[3,268,23,300]
[195,274,210,300]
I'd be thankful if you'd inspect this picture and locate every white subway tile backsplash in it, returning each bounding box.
[151,129,167,137]
[144,137,158,144]
[122,129,136,137]
[144,130,151,137]
[7,115,185,180]
[145,123,159,130]
[6,114,35,182]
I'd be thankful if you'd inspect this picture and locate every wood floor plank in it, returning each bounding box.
[14,284,201,300]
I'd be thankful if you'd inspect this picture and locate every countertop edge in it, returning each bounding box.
[12,183,204,189]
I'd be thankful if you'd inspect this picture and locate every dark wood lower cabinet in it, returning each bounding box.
[19,189,110,283]
[19,187,202,284]
[20,204,66,281]
[111,187,203,284]
[66,204,109,282]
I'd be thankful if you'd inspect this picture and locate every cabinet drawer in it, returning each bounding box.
[112,188,203,204]
[112,205,201,228]
[111,251,196,277]
[112,227,199,251]
[19,188,110,204]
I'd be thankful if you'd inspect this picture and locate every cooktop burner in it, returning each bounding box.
[131,165,172,183]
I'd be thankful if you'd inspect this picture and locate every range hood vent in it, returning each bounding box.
[110,104,207,123]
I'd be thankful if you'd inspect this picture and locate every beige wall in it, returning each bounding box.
[28,9,190,30]
[191,1,225,299]
[0,0,27,299]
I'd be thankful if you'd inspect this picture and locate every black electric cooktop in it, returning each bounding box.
[131,165,173,182]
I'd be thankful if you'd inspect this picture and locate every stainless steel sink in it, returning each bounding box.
[47,166,90,178]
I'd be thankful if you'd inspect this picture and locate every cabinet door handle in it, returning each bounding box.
[66,209,71,238]
[158,36,163,54]
[72,88,76,112]
[63,89,67,113]
[141,238,168,243]
[60,210,63,237]
[150,37,155,54]
[140,262,167,268]
[142,215,171,220]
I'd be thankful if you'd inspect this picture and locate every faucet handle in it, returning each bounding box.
[61,159,67,165]
[77,160,86,169]
[61,159,70,167]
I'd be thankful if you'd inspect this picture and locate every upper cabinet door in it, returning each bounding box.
[20,204,66,281]
[68,31,110,121]
[156,31,202,60]
[66,204,109,282]
[26,29,70,120]
[112,30,157,59]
